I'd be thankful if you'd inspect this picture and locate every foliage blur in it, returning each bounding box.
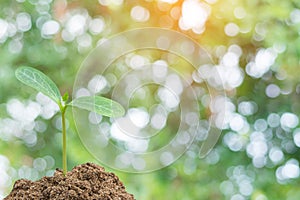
[1,0,300,199]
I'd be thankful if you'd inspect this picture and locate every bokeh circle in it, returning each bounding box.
[73,28,225,173]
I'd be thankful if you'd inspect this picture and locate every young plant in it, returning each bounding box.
[15,66,125,175]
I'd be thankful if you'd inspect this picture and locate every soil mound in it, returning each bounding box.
[5,162,135,200]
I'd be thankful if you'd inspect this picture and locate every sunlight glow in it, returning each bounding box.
[98,0,123,6]
[290,9,300,24]
[88,75,109,94]
[269,147,284,164]
[0,155,12,194]
[89,17,105,35]
[110,120,149,153]
[151,113,167,129]
[293,129,300,147]
[152,60,168,79]
[280,112,299,129]
[41,20,60,37]
[131,6,150,22]
[179,0,210,34]
[158,87,180,110]
[247,132,268,168]
[66,14,87,36]
[224,23,240,37]
[128,108,150,128]
[223,132,246,152]
[160,151,174,166]
[159,0,178,3]
[129,55,148,69]
[234,7,247,19]
[266,114,279,129]
[16,12,32,32]
[276,159,300,181]
[246,48,277,78]
[238,101,257,116]
[0,19,8,41]
[265,84,280,98]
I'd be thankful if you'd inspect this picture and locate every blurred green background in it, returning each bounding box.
[1,0,300,199]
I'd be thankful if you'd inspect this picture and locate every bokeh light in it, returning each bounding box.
[0,0,300,199]
[179,0,210,34]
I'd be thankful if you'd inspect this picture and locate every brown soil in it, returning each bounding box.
[4,162,135,200]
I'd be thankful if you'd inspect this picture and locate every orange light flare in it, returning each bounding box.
[153,0,223,40]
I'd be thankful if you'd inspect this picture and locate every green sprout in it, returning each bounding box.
[15,66,125,175]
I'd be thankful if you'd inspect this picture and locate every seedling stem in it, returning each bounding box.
[15,66,125,176]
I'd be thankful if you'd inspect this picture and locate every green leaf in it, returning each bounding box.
[70,96,125,117]
[15,66,62,106]
[62,92,69,102]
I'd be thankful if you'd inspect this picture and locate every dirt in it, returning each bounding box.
[4,162,135,200]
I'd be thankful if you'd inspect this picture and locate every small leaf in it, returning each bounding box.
[62,92,69,102]
[70,96,125,117]
[15,67,62,106]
